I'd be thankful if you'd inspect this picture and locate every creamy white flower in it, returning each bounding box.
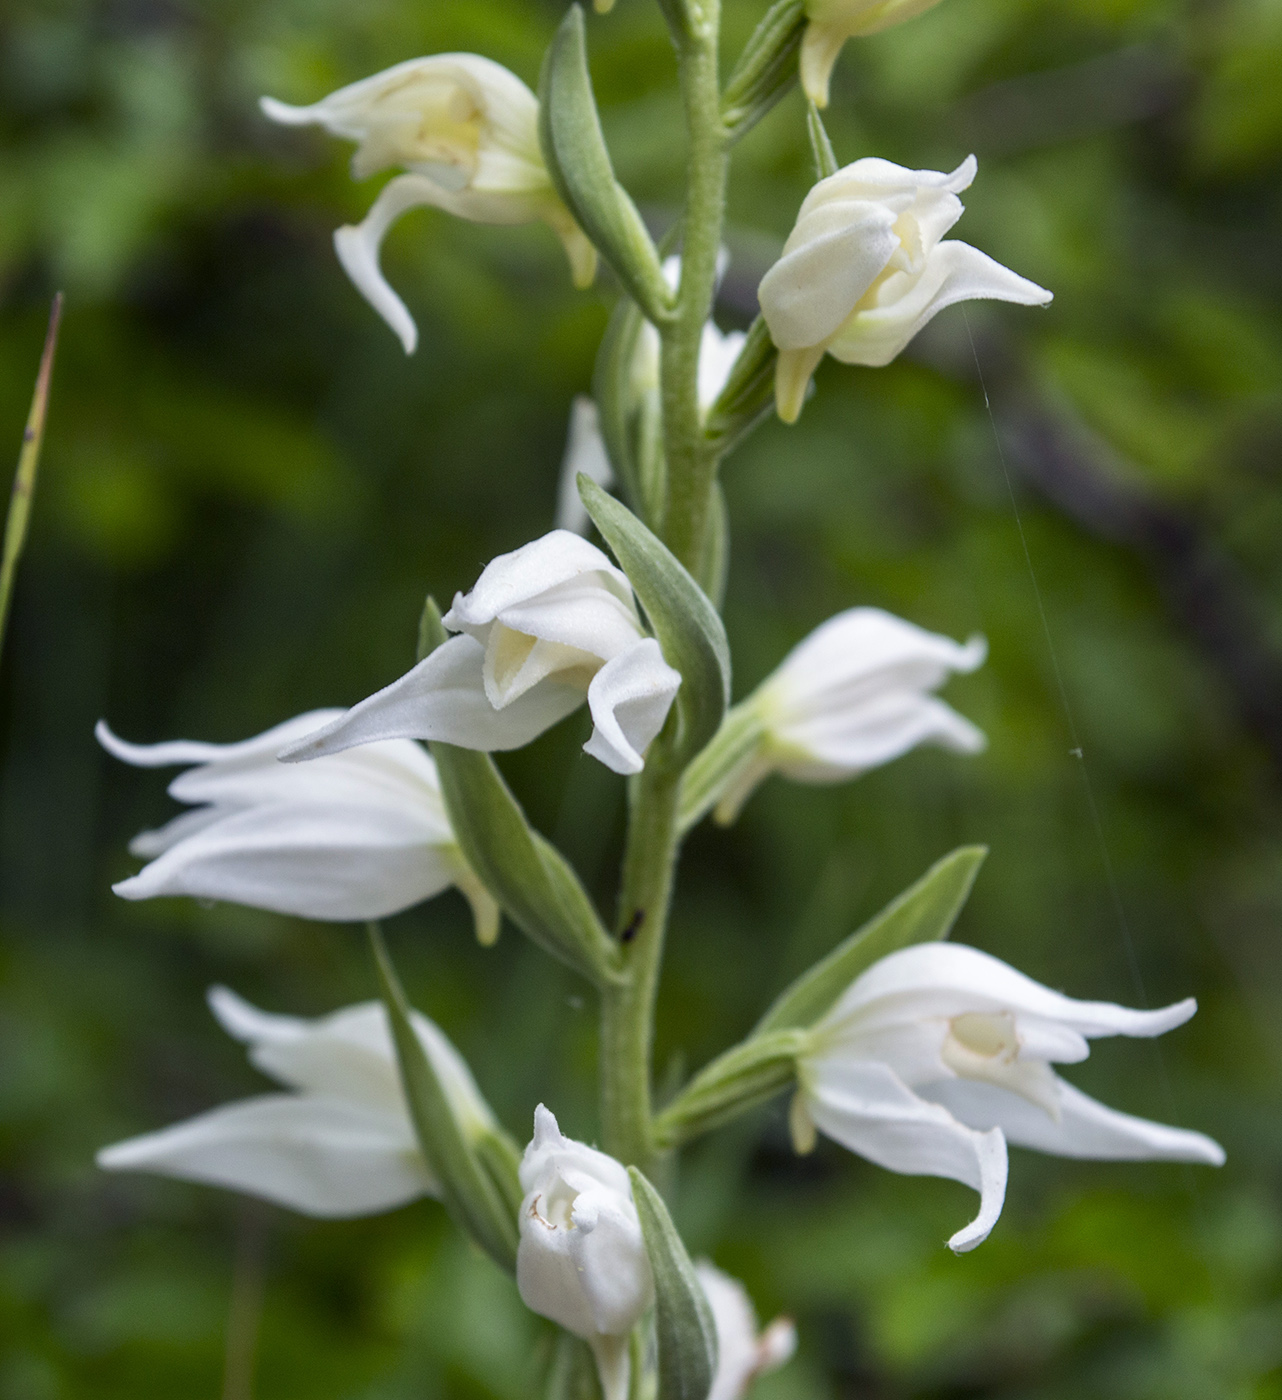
[262,55,595,354]
[793,943,1226,1253]
[801,0,947,109]
[690,608,986,825]
[695,1263,797,1400]
[556,396,616,536]
[758,156,1052,421]
[517,1106,653,1400]
[97,711,499,942]
[282,532,681,777]
[98,987,493,1217]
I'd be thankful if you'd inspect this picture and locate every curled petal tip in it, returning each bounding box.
[259,95,313,125]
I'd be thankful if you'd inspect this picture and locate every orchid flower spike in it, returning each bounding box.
[282,531,681,777]
[695,1262,797,1400]
[517,1106,653,1400]
[801,0,948,108]
[682,608,986,828]
[261,55,596,354]
[556,396,616,536]
[98,987,493,1217]
[97,711,499,943]
[758,156,1052,421]
[793,943,1226,1253]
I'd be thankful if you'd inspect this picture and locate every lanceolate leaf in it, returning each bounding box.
[756,845,988,1033]
[629,1168,717,1400]
[721,0,806,143]
[539,7,673,324]
[580,476,730,766]
[367,923,518,1272]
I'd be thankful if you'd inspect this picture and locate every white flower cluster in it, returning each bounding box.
[93,13,1225,1400]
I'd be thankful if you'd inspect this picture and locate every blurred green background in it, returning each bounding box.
[2,0,1280,1394]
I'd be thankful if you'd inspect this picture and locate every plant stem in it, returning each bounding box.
[0,293,63,667]
[660,0,729,575]
[599,0,728,1182]
[599,760,681,1175]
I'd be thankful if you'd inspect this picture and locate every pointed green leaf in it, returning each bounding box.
[629,1168,717,1400]
[367,923,518,1272]
[579,477,730,766]
[539,7,673,324]
[653,1028,805,1148]
[702,316,776,458]
[806,100,839,180]
[756,845,988,1033]
[419,601,621,985]
[721,0,806,144]
[544,1332,603,1400]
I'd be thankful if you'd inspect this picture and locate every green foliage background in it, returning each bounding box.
[2,0,1281,1394]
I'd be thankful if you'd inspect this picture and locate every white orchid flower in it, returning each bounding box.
[98,987,493,1217]
[282,531,681,777]
[556,396,617,536]
[516,1106,653,1400]
[685,608,986,827]
[758,156,1052,422]
[97,711,499,943]
[801,0,947,108]
[262,55,596,354]
[792,943,1225,1253]
[695,1262,797,1400]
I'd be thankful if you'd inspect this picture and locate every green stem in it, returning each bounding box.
[599,761,681,1175]
[0,294,62,667]
[660,0,729,576]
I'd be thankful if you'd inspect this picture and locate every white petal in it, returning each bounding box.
[695,1262,794,1400]
[823,942,1202,1043]
[773,690,986,782]
[758,200,901,350]
[583,639,682,775]
[97,1093,433,1217]
[803,1057,1008,1252]
[767,608,987,712]
[208,989,495,1135]
[334,173,453,354]
[488,574,644,671]
[444,530,632,633]
[278,634,585,761]
[556,396,615,536]
[95,711,344,770]
[924,1075,1226,1165]
[111,800,460,921]
[827,238,1052,368]
[698,323,747,412]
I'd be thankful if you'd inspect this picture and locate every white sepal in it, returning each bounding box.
[695,1262,797,1400]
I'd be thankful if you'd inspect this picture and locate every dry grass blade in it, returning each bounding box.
[0,293,64,665]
